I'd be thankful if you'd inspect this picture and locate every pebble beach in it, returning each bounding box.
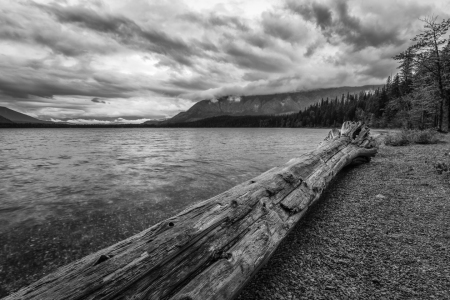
[237,135,450,299]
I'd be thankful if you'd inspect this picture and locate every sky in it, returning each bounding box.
[0,0,449,123]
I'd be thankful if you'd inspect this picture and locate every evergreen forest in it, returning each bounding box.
[162,17,450,132]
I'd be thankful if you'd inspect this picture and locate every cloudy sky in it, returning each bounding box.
[0,0,449,123]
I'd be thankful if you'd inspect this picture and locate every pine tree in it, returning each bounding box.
[394,48,414,95]
[386,75,392,98]
[409,16,450,132]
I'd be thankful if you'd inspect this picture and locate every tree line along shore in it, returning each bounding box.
[151,16,450,132]
[3,17,450,132]
[1,17,450,300]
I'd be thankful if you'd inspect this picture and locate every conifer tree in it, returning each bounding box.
[408,16,450,132]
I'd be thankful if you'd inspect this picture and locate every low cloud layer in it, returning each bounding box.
[0,0,448,122]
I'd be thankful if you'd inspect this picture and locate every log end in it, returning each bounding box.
[319,121,378,164]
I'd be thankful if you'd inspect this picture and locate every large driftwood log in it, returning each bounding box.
[4,122,378,300]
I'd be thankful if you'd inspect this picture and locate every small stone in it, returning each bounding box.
[375,194,386,199]
[372,279,382,286]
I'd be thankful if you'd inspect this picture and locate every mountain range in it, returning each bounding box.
[0,107,52,124]
[155,85,379,124]
[1,85,380,126]
[0,115,13,123]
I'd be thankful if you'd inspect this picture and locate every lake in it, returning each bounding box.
[0,127,329,296]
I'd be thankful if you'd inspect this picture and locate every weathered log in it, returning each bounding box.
[3,121,378,300]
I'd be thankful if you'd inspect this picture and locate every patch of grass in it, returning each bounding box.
[384,131,411,146]
[384,129,440,146]
[414,129,440,144]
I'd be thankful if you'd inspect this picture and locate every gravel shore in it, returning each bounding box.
[237,136,450,300]
[2,134,449,299]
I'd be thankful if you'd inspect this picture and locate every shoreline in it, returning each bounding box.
[0,128,328,297]
[237,135,450,299]
[1,132,448,298]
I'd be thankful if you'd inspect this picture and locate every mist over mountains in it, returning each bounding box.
[0,85,380,125]
[157,85,379,124]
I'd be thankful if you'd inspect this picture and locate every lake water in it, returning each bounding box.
[0,127,329,296]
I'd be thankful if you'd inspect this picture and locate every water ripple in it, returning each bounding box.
[0,128,327,233]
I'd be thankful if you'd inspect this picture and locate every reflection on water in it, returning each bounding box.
[0,127,328,296]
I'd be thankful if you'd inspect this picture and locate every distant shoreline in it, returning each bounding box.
[0,123,391,129]
[0,123,397,130]
[0,123,148,128]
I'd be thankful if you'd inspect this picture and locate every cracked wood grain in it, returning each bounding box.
[3,122,378,300]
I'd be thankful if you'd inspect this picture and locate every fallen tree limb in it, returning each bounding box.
[4,121,378,300]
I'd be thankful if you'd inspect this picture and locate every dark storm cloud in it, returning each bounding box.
[32,34,93,57]
[90,73,188,97]
[2,0,396,104]
[33,2,219,67]
[0,57,177,100]
[36,3,191,53]
[242,33,275,49]
[144,85,193,97]
[168,77,219,91]
[286,0,407,50]
[0,1,208,100]
[91,98,106,104]
[242,71,268,82]
[0,66,188,101]
[208,15,249,31]
[225,44,291,73]
[285,1,332,30]
[1,0,447,122]
[261,12,306,43]
[180,12,250,32]
[304,40,322,57]
[0,74,130,99]
[0,6,120,57]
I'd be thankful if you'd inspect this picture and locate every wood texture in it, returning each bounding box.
[3,121,378,300]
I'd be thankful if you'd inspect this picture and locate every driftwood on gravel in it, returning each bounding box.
[3,121,378,300]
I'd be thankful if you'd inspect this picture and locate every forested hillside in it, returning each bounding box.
[156,17,450,131]
[300,16,450,131]
[163,86,378,124]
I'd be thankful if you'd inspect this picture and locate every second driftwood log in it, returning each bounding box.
[4,121,378,300]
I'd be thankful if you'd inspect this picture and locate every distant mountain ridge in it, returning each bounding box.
[0,115,13,123]
[0,107,52,124]
[156,85,380,124]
